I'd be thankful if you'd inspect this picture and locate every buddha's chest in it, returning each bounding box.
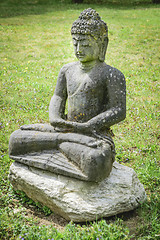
[66,70,108,121]
[66,71,105,98]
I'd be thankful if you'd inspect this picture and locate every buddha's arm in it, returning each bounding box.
[49,66,89,132]
[49,66,68,126]
[49,66,82,131]
[86,72,126,132]
[87,106,126,131]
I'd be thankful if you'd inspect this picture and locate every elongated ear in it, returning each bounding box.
[99,37,109,62]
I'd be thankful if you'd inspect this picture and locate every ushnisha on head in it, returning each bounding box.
[71,8,108,62]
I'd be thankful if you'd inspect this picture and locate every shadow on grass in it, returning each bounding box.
[0,0,158,18]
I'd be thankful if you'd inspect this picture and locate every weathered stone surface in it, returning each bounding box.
[9,161,146,222]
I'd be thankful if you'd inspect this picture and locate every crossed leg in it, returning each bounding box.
[9,124,114,181]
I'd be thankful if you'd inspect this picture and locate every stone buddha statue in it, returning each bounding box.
[9,8,126,182]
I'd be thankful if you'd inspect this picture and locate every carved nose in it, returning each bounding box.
[77,43,82,53]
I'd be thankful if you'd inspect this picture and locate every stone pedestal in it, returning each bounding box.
[9,161,146,222]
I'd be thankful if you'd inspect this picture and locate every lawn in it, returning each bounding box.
[0,0,160,239]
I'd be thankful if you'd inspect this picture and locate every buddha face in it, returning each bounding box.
[72,34,100,63]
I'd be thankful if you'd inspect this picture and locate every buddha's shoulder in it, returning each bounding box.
[59,62,79,73]
[102,63,125,80]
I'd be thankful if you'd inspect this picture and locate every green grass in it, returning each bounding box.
[0,0,160,239]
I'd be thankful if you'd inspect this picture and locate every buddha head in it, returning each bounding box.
[71,8,108,62]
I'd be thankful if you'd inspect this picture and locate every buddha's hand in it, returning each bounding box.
[51,119,67,128]
[72,121,95,134]
[50,118,75,132]
[51,119,96,135]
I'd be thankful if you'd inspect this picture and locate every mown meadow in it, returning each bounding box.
[0,0,160,239]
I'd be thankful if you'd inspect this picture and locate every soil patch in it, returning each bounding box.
[22,204,140,238]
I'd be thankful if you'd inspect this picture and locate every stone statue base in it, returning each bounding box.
[9,161,146,222]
